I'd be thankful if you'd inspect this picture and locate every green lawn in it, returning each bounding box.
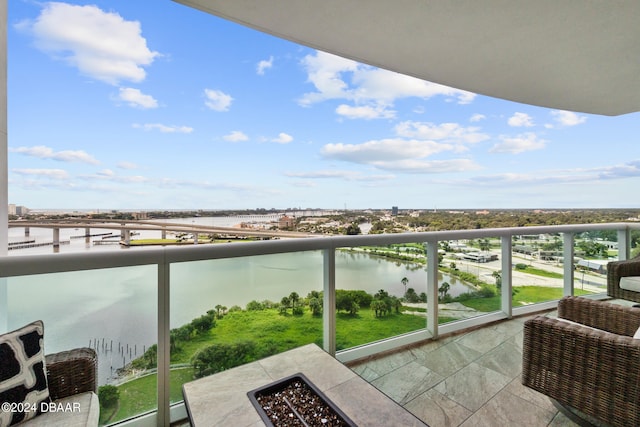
[515,265,563,279]
[101,368,194,425]
[104,286,597,424]
[459,286,593,312]
[171,307,433,364]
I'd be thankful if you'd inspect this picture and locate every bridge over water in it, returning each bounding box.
[9,219,317,249]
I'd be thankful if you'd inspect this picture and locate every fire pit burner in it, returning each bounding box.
[247,373,356,427]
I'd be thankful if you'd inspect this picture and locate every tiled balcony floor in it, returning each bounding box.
[346,310,581,427]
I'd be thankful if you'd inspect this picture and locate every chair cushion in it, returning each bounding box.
[0,321,51,426]
[620,276,640,292]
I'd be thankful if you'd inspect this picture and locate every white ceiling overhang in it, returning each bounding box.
[173,0,640,116]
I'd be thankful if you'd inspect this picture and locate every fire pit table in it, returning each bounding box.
[182,344,428,426]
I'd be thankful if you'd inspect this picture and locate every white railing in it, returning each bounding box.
[1,222,638,426]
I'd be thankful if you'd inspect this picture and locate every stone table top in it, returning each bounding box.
[182,343,428,426]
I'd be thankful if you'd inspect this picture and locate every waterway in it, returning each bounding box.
[5,216,475,384]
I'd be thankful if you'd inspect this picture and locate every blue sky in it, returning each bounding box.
[8,1,640,210]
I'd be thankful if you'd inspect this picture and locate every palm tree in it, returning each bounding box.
[401,277,409,295]
[289,292,300,311]
[438,282,450,300]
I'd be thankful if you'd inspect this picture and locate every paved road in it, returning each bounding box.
[450,253,607,293]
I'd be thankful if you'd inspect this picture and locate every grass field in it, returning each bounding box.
[103,286,596,425]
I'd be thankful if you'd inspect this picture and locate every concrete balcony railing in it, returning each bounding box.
[1,222,638,426]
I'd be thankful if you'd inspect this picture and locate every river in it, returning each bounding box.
[5,216,475,383]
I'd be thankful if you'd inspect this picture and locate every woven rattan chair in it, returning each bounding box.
[522,296,640,427]
[607,254,640,302]
[45,347,97,401]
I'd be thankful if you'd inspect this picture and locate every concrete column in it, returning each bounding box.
[85,227,90,244]
[52,228,60,253]
[161,228,166,239]
[123,229,131,246]
[193,233,199,244]
[53,228,60,248]
[24,226,29,237]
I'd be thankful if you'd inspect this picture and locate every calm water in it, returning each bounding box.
[6,217,473,383]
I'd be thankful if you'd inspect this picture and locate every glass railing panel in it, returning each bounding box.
[5,266,157,426]
[438,238,503,323]
[335,244,428,350]
[168,251,324,403]
[510,233,572,306]
[572,230,612,296]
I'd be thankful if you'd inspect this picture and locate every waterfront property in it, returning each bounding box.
[3,1,640,426]
[1,223,637,426]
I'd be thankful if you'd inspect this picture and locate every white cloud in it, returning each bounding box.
[132,123,193,133]
[369,158,481,174]
[118,88,158,109]
[489,133,547,154]
[271,133,294,144]
[83,171,148,183]
[285,170,359,179]
[508,112,534,127]
[17,3,158,85]
[298,51,475,118]
[257,56,274,75]
[547,110,588,128]
[321,138,452,163]
[470,114,486,122]
[224,131,249,142]
[9,145,100,164]
[336,104,396,120]
[457,160,640,187]
[284,170,395,181]
[12,168,69,179]
[395,121,489,145]
[204,89,233,111]
[97,169,115,177]
[117,161,138,170]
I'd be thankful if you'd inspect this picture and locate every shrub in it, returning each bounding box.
[191,341,257,378]
[98,384,119,408]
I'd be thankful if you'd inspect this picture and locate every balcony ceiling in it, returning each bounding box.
[174,0,640,116]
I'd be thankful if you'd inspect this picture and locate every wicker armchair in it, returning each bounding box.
[607,254,640,302]
[522,296,640,427]
[45,347,97,401]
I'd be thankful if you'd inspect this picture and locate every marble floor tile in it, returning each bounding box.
[433,362,512,412]
[475,338,522,379]
[412,340,482,378]
[404,388,473,427]
[504,377,557,414]
[454,325,512,354]
[349,346,416,378]
[371,361,444,405]
[548,411,581,427]
[459,385,556,427]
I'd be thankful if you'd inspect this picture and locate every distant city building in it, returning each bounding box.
[132,211,148,220]
[8,204,28,216]
[278,215,295,229]
[391,206,399,216]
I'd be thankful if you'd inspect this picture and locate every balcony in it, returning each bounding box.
[1,222,638,426]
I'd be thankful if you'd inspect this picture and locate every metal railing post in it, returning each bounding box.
[426,240,438,339]
[563,232,575,295]
[501,236,512,317]
[157,260,170,426]
[618,228,631,261]
[323,248,336,356]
